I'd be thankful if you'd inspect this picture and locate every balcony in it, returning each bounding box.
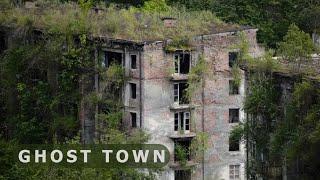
[170,103,194,111]
[169,161,198,170]
[170,73,189,81]
[169,132,196,139]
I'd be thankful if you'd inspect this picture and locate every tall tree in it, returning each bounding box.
[278,24,315,72]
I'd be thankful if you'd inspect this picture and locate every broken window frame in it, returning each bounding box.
[173,82,189,105]
[229,80,240,95]
[102,50,124,68]
[229,108,240,123]
[174,139,191,162]
[130,112,137,128]
[174,52,191,74]
[229,164,240,179]
[229,136,240,151]
[130,54,137,69]
[130,83,137,99]
[174,112,190,132]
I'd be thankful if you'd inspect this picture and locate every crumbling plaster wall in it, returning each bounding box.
[141,42,176,180]
[123,48,142,129]
[141,41,174,151]
[138,29,263,180]
[190,31,248,180]
[97,45,143,130]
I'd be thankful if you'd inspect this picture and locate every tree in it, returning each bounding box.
[278,24,315,72]
[141,0,170,12]
[270,81,320,179]
[297,0,320,34]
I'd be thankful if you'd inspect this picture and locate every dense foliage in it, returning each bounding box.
[278,24,315,72]
[168,0,320,48]
[4,0,318,47]
[271,81,320,179]
[0,0,319,179]
[0,1,160,179]
[230,25,319,179]
[0,32,156,179]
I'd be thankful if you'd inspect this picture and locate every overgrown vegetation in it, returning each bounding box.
[186,54,208,101]
[0,31,156,178]
[0,0,221,177]
[175,54,210,167]
[0,1,159,179]
[175,144,188,166]
[278,24,315,72]
[230,24,319,179]
[164,39,194,52]
[190,132,209,162]
[1,0,319,179]
[0,0,226,42]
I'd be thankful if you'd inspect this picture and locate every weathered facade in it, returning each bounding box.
[0,18,263,179]
[94,28,263,179]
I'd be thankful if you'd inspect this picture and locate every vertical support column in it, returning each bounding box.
[79,74,95,144]
[123,47,127,128]
[200,37,205,180]
[94,47,100,142]
[139,51,143,129]
[79,47,95,144]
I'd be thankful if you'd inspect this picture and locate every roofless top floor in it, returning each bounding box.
[94,28,262,81]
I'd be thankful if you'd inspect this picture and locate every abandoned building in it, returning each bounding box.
[87,26,263,180]
[0,23,263,180]
[0,4,264,179]
[2,1,320,179]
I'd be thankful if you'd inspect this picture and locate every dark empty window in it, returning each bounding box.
[32,30,44,43]
[174,113,179,131]
[104,51,123,68]
[131,112,137,128]
[173,83,189,104]
[174,53,190,74]
[174,112,190,131]
[229,80,239,95]
[130,83,136,99]
[131,55,137,69]
[174,84,179,102]
[0,32,7,54]
[229,136,240,151]
[229,52,238,67]
[174,140,191,162]
[28,68,46,83]
[229,109,239,123]
[175,170,191,180]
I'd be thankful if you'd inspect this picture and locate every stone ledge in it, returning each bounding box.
[170,74,189,81]
[169,132,196,139]
[169,161,198,170]
[169,104,195,111]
